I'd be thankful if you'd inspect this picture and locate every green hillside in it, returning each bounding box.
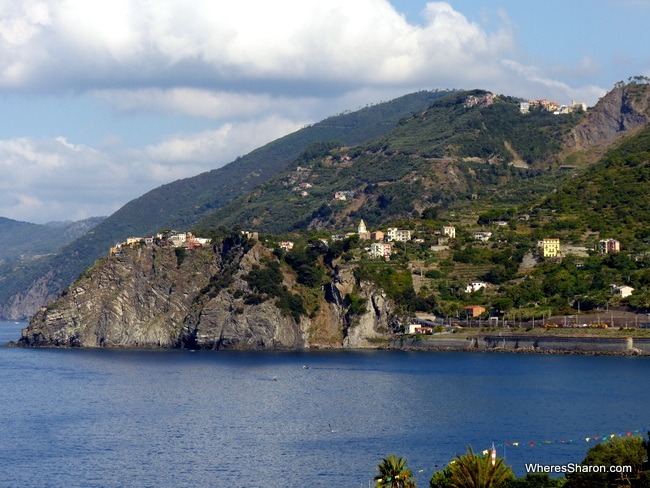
[195,91,584,234]
[0,89,454,318]
[539,125,650,246]
[0,217,104,263]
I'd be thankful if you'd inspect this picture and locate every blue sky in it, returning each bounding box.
[0,0,648,224]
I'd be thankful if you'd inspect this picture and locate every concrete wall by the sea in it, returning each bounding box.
[393,335,650,355]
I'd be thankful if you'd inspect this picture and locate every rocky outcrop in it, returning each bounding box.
[17,238,398,349]
[568,84,650,151]
[0,271,58,321]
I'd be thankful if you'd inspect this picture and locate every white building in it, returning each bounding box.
[358,219,367,234]
[358,219,370,240]
[442,226,456,239]
[386,228,411,242]
[612,285,634,298]
[473,232,492,242]
[465,281,488,294]
[597,239,621,254]
[370,242,392,260]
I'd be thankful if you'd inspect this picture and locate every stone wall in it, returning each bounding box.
[394,335,649,355]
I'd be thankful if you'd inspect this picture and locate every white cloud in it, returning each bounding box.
[0,115,303,223]
[0,0,626,223]
[500,60,607,105]
[140,116,303,166]
[0,0,609,113]
[93,88,319,121]
[0,1,515,91]
[0,137,131,222]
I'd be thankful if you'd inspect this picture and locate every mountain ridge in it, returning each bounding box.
[13,81,650,348]
[0,90,454,319]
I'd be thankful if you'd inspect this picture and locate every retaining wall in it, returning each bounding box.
[394,335,650,355]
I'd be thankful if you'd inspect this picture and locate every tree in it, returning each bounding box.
[431,446,514,488]
[565,435,649,488]
[375,455,416,488]
[422,206,439,220]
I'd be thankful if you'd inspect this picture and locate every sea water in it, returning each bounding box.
[1,321,648,487]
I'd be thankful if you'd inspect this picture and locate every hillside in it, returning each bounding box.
[195,84,650,235]
[0,217,105,266]
[194,90,585,233]
[565,82,650,161]
[18,234,395,349]
[0,90,453,320]
[0,217,104,264]
[14,83,650,348]
[540,125,650,245]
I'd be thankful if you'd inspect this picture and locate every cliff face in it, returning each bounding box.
[18,239,397,349]
[0,271,58,321]
[568,84,650,152]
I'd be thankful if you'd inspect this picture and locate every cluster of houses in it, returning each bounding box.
[519,99,588,115]
[109,231,211,256]
[464,93,496,108]
[538,237,621,258]
[461,92,588,116]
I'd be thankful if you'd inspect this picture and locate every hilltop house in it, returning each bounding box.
[464,93,495,108]
[442,226,456,239]
[465,281,488,294]
[597,239,621,254]
[386,228,411,242]
[370,242,392,260]
[334,191,355,201]
[279,241,294,251]
[612,285,634,298]
[473,232,492,242]
[540,238,561,258]
[242,231,259,240]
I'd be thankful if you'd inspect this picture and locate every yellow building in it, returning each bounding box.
[542,238,561,258]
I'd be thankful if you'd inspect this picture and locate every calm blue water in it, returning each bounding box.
[1,320,648,487]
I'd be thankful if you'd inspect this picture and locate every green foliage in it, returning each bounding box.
[425,269,442,279]
[375,455,416,488]
[383,92,580,163]
[354,264,415,311]
[282,242,327,288]
[174,247,186,267]
[244,261,285,296]
[422,206,440,220]
[430,446,514,488]
[198,232,253,300]
[344,292,367,316]
[507,474,566,488]
[430,466,453,488]
[243,261,306,322]
[540,126,650,244]
[296,141,341,164]
[565,435,649,488]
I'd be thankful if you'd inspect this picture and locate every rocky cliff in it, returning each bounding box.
[567,83,650,154]
[17,236,397,349]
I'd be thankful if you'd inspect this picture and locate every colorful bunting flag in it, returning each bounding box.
[487,426,647,452]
